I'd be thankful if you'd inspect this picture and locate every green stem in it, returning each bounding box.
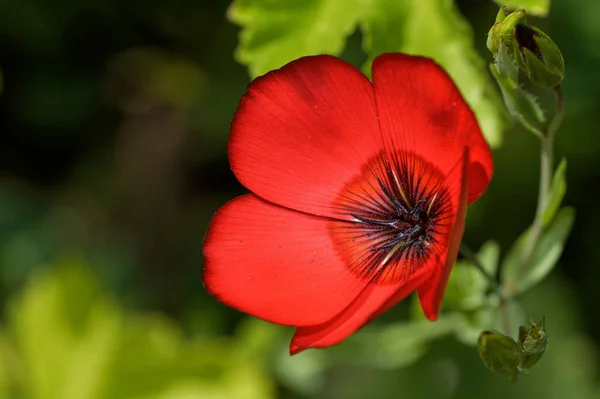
[507,86,564,294]
[460,244,512,336]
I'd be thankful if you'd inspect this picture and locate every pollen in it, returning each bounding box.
[329,150,454,285]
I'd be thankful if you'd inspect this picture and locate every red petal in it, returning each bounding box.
[371,53,493,204]
[417,149,470,320]
[202,194,370,326]
[290,266,431,355]
[229,55,382,219]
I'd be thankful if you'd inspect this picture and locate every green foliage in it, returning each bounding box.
[501,207,575,295]
[445,241,500,313]
[444,241,505,346]
[228,0,362,78]
[543,158,567,226]
[229,0,507,148]
[0,259,275,399]
[334,315,459,369]
[494,0,550,16]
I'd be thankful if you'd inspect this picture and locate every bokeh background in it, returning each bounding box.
[0,0,599,398]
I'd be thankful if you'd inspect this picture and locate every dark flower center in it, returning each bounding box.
[329,150,453,285]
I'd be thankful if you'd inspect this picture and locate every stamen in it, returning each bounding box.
[391,168,413,210]
[379,240,405,269]
[427,192,438,216]
[351,214,397,228]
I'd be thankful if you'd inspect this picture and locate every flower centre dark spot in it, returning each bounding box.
[329,150,453,285]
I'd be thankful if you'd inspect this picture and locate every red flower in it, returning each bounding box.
[202,53,493,354]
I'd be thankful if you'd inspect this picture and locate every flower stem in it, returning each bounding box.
[459,244,512,336]
[507,86,565,293]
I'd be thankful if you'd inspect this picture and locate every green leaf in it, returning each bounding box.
[501,207,575,295]
[445,260,488,312]
[229,0,362,78]
[493,0,550,17]
[444,241,500,312]
[3,259,276,399]
[361,0,507,148]
[478,240,502,277]
[543,158,567,226]
[7,258,120,399]
[333,315,459,369]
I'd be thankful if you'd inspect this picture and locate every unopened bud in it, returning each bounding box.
[487,7,565,88]
[487,8,526,54]
[514,24,565,87]
[477,330,522,382]
[518,318,548,370]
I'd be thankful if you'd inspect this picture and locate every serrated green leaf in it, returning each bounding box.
[361,0,507,148]
[501,207,575,295]
[490,62,546,137]
[229,0,362,78]
[543,158,567,226]
[493,0,550,17]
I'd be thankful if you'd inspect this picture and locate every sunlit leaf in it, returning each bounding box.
[229,0,362,78]
[494,0,550,17]
[361,0,507,148]
[543,158,567,226]
[3,259,275,399]
[6,258,119,399]
[501,207,575,295]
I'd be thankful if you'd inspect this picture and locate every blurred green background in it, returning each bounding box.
[0,0,599,397]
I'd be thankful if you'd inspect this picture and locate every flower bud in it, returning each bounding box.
[514,24,565,87]
[487,8,565,88]
[518,318,548,370]
[477,330,522,382]
[486,8,526,55]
